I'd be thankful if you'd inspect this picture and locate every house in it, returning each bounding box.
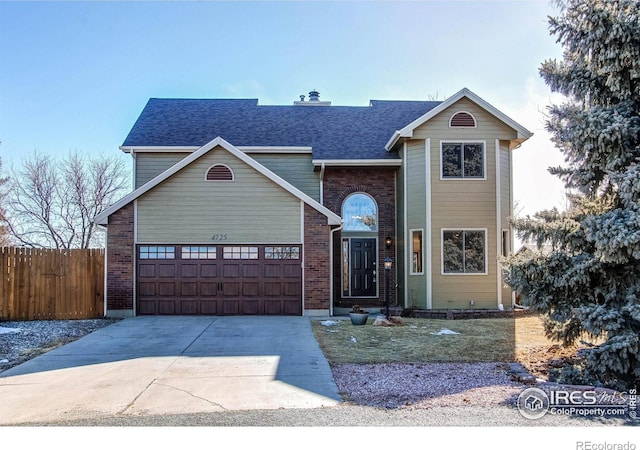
[95,88,532,317]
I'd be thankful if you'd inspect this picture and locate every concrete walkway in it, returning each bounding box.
[0,316,342,425]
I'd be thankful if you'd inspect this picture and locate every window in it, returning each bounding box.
[441,142,485,179]
[502,230,510,257]
[205,164,234,181]
[410,229,423,274]
[342,193,378,231]
[182,246,217,259]
[449,111,476,128]
[265,246,300,259]
[139,246,175,259]
[442,230,486,274]
[223,246,258,259]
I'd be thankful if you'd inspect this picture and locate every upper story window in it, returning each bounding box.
[449,111,477,128]
[205,164,234,181]
[342,193,378,232]
[441,142,485,179]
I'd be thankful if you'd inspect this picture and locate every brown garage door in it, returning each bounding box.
[136,245,302,315]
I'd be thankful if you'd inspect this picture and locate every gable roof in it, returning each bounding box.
[121,98,442,160]
[95,137,342,225]
[385,88,533,151]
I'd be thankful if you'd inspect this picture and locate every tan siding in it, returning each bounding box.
[135,153,190,188]
[137,147,301,243]
[250,153,320,201]
[405,140,427,308]
[412,98,516,308]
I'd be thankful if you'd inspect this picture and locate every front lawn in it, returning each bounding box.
[311,316,518,365]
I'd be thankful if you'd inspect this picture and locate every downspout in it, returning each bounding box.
[329,223,343,317]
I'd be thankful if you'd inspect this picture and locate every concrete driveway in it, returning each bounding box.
[0,316,342,425]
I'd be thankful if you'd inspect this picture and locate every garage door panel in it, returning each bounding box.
[242,264,259,278]
[200,282,218,296]
[157,300,175,314]
[158,264,176,278]
[137,244,302,316]
[138,264,156,278]
[223,282,240,296]
[158,282,176,296]
[264,264,281,278]
[181,282,197,296]
[223,300,239,315]
[264,282,281,296]
[242,300,260,315]
[264,300,282,315]
[180,300,198,314]
[139,282,156,296]
[283,264,301,278]
[201,300,217,314]
[223,264,239,278]
[200,264,218,278]
[242,282,259,296]
[180,264,197,278]
[284,282,301,297]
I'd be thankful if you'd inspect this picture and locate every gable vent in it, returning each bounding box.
[450,112,476,127]
[206,164,234,181]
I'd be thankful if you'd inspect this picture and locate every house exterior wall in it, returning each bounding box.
[402,98,518,309]
[105,202,135,317]
[249,153,320,202]
[136,147,302,244]
[303,204,332,315]
[322,167,397,308]
[135,152,190,188]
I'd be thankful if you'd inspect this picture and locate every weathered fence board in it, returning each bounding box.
[0,247,104,320]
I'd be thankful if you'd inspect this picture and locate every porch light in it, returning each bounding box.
[385,236,393,249]
[384,257,393,319]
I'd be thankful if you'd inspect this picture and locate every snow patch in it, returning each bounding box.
[430,328,460,335]
[0,327,22,334]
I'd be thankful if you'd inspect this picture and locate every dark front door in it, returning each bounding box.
[350,238,376,297]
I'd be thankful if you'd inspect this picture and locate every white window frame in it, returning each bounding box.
[440,140,487,181]
[440,228,488,276]
[409,228,424,275]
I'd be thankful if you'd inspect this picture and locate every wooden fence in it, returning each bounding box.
[0,247,104,320]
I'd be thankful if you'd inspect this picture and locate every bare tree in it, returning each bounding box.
[0,157,10,246]
[4,151,129,249]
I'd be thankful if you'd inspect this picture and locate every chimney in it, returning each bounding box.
[294,89,331,106]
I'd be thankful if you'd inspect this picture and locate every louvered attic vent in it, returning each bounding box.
[450,112,476,127]
[206,164,234,181]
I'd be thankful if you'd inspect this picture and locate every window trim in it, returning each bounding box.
[439,140,487,181]
[341,192,379,232]
[440,228,488,276]
[449,111,477,128]
[204,163,234,182]
[409,228,424,275]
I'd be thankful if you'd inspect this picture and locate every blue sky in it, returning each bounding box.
[0,0,567,216]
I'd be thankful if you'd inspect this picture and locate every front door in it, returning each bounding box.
[350,238,377,297]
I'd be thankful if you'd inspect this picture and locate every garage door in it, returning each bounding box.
[136,245,302,315]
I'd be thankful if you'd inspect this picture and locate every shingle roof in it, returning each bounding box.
[121,98,442,160]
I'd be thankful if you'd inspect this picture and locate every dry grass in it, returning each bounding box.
[311,316,516,365]
[312,314,575,379]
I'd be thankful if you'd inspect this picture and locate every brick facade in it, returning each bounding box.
[106,202,135,316]
[322,167,397,308]
[303,204,332,313]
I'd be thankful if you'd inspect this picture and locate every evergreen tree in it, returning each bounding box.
[505,0,640,390]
